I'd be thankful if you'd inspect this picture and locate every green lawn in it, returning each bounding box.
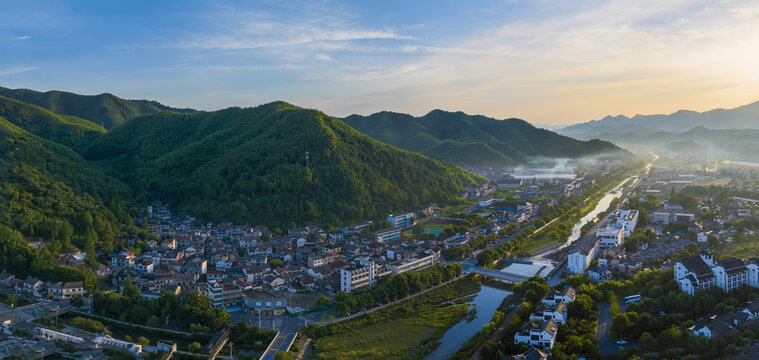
[426,223,454,231]
[719,235,759,259]
[522,233,559,252]
[310,277,480,360]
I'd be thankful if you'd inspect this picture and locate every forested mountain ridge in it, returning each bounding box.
[84,101,483,229]
[0,86,196,130]
[0,95,105,152]
[343,109,626,166]
[0,116,134,290]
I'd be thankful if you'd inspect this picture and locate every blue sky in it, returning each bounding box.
[1,0,759,125]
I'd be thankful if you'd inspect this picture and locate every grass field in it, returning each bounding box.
[718,235,759,259]
[310,277,481,360]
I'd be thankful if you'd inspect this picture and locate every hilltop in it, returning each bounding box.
[343,109,626,167]
[0,86,195,130]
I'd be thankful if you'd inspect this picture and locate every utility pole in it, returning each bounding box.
[230,342,233,360]
[305,151,309,168]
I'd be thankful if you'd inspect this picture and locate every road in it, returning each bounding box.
[260,324,299,360]
[596,302,619,354]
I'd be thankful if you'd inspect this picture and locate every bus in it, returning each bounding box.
[624,294,642,303]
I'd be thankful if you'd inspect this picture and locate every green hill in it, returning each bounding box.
[84,102,483,228]
[343,110,626,166]
[0,115,133,285]
[0,95,106,152]
[0,86,195,130]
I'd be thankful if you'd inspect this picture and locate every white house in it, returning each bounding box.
[617,209,639,237]
[596,225,624,248]
[568,237,599,275]
[542,287,576,306]
[514,320,559,349]
[530,302,568,324]
[134,260,154,274]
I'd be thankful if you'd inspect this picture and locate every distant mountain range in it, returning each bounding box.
[556,100,759,160]
[0,86,195,129]
[560,100,759,138]
[343,110,626,167]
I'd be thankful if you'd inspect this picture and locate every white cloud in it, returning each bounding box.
[16,35,31,40]
[313,0,759,124]
[0,66,37,77]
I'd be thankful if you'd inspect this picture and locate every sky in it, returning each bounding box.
[1,0,759,125]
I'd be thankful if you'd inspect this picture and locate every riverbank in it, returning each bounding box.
[306,276,481,360]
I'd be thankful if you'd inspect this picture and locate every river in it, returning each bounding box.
[424,285,512,360]
[559,176,634,249]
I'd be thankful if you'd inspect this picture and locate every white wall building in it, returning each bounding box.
[596,226,624,248]
[567,237,599,275]
[341,261,375,293]
[514,320,559,349]
[675,251,756,295]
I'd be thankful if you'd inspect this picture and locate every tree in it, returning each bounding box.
[568,294,593,319]
[269,259,284,268]
[610,313,631,340]
[188,342,201,353]
[707,235,720,249]
[84,227,98,267]
[137,336,149,346]
[640,331,654,345]
[275,352,294,360]
[316,295,330,307]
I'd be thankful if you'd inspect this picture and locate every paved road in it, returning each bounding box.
[596,303,619,354]
[260,326,298,360]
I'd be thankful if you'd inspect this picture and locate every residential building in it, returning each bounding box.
[134,260,154,274]
[341,261,375,293]
[242,290,288,316]
[588,266,612,283]
[514,320,559,349]
[370,228,402,243]
[596,226,624,248]
[616,209,639,236]
[23,276,44,297]
[47,281,84,300]
[567,237,599,275]
[387,212,414,228]
[542,287,576,306]
[530,302,568,324]
[512,347,550,360]
[208,280,243,309]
